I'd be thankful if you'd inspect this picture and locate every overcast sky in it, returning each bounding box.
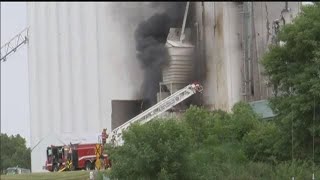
[1,2,30,147]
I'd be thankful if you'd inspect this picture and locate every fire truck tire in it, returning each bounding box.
[53,164,59,172]
[70,166,75,171]
[85,161,92,171]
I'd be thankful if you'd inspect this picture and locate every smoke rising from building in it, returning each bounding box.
[134,2,187,108]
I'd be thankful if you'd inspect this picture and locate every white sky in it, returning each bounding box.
[1,2,30,147]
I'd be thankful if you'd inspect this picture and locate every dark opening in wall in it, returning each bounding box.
[111,100,143,130]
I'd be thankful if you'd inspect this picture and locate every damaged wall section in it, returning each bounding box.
[194,2,243,111]
[111,100,143,130]
[251,2,301,100]
[193,2,302,111]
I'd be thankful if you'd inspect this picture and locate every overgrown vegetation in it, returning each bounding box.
[261,2,320,161]
[104,3,320,179]
[107,104,319,179]
[1,171,89,180]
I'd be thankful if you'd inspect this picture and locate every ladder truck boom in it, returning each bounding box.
[1,27,29,62]
[109,83,203,146]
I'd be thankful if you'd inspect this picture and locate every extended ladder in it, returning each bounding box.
[1,27,29,62]
[109,83,203,146]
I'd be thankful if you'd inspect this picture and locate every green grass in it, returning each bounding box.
[0,171,91,180]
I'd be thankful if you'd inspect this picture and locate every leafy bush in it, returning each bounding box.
[0,133,31,173]
[108,102,320,179]
[230,102,261,141]
[185,142,249,180]
[243,122,281,163]
[271,160,320,179]
[220,162,274,180]
[261,2,320,161]
[183,106,214,147]
[109,119,191,180]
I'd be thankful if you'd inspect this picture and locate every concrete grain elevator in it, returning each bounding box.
[26,2,301,172]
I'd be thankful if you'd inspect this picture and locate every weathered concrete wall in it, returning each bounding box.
[194,2,243,111]
[251,2,301,100]
[194,2,301,111]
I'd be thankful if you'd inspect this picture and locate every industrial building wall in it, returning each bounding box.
[26,2,302,172]
[27,2,157,172]
[194,2,301,111]
[251,2,301,100]
[194,2,243,111]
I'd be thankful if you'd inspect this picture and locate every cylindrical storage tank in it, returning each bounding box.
[163,28,195,94]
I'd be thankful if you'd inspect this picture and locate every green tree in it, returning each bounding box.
[243,122,281,163]
[183,106,215,147]
[261,2,320,161]
[0,133,31,173]
[106,102,319,179]
[109,119,191,180]
[229,102,260,141]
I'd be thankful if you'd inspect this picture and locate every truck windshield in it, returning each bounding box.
[47,148,52,156]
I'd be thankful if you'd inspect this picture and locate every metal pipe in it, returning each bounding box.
[247,2,254,96]
[242,2,248,100]
[202,2,206,83]
[194,22,199,49]
[159,82,162,102]
[180,2,190,42]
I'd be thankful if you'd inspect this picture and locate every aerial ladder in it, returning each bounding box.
[109,83,203,146]
[1,27,29,62]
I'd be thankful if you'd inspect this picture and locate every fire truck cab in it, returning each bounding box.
[45,145,65,172]
[45,143,111,172]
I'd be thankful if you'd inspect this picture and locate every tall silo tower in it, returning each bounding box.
[193,2,301,111]
[25,2,303,172]
[26,2,160,172]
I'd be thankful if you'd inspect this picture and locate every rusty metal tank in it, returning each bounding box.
[162,28,195,94]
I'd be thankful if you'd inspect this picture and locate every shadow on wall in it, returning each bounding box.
[111,100,144,130]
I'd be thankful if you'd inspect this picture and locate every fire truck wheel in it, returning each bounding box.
[53,164,59,172]
[70,166,75,171]
[85,161,92,171]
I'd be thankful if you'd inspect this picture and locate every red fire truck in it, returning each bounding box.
[44,143,111,172]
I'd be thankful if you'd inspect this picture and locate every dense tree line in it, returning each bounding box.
[103,3,320,179]
[261,2,320,161]
[0,133,31,173]
[106,104,319,179]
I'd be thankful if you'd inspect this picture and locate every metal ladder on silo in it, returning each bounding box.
[1,27,29,62]
[109,83,203,146]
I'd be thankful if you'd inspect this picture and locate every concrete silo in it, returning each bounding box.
[251,2,301,100]
[27,2,159,172]
[193,2,301,111]
[193,2,244,111]
[26,2,303,172]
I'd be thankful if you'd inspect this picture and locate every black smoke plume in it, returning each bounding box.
[135,2,187,109]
